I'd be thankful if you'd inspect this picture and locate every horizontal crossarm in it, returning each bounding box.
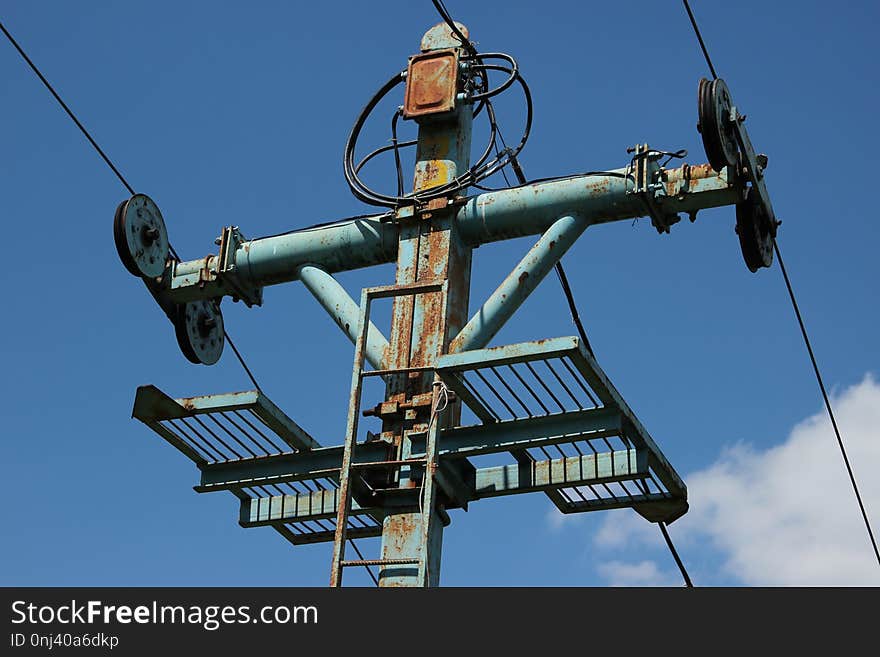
[159,164,739,304]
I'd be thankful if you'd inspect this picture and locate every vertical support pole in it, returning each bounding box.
[377,24,474,587]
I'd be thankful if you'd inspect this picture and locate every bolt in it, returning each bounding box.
[197,314,216,337]
[143,226,160,244]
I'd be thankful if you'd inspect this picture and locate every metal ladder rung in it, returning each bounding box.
[361,365,435,378]
[331,280,449,587]
[341,558,420,568]
[350,458,428,470]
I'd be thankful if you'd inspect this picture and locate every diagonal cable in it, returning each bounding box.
[1,18,263,390]
[682,0,718,79]
[680,0,879,570]
[508,152,692,586]
[773,240,880,566]
[659,521,693,587]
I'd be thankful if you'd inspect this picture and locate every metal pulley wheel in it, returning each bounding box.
[698,77,739,172]
[174,300,225,365]
[735,187,774,272]
[113,194,170,278]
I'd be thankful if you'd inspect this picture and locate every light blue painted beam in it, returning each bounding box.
[449,214,588,353]
[236,448,649,525]
[456,164,736,243]
[474,449,645,499]
[240,488,373,526]
[297,264,390,371]
[163,164,737,303]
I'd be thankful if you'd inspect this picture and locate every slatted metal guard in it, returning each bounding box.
[435,336,686,522]
[131,386,385,546]
[132,334,687,558]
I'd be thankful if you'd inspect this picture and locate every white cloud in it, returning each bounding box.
[594,375,880,586]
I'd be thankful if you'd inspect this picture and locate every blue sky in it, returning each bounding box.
[2,1,878,586]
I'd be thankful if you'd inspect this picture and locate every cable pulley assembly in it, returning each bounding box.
[697,77,778,272]
[113,193,226,365]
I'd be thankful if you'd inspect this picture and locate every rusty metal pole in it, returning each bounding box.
[376,23,474,587]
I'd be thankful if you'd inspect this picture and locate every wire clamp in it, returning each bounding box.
[626,143,682,234]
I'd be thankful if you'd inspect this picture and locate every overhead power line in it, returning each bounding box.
[773,242,880,566]
[506,149,694,586]
[0,17,392,581]
[659,521,693,587]
[0,19,262,393]
[682,0,718,80]
[0,21,138,198]
[680,0,879,569]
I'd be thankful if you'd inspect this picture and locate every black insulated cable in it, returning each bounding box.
[510,152,692,587]
[1,19,265,391]
[773,240,880,567]
[659,521,694,587]
[680,0,879,571]
[682,0,718,80]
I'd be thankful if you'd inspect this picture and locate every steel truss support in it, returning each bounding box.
[124,20,726,588]
[451,214,589,353]
[298,264,390,370]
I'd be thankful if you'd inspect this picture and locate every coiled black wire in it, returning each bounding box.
[342,58,533,209]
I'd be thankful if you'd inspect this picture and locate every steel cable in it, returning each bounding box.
[0,19,263,392]
[681,0,879,570]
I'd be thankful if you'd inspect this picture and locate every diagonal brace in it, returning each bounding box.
[298,264,390,370]
[450,214,589,353]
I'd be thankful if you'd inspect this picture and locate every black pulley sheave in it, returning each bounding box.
[697,77,739,173]
[735,187,774,272]
[697,77,775,272]
[113,193,226,365]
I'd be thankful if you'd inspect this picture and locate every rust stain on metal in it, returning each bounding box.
[586,179,610,195]
[403,49,459,120]
[518,271,529,285]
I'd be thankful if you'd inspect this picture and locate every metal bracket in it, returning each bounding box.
[627,143,682,234]
[727,106,778,232]
[216,226,263,307]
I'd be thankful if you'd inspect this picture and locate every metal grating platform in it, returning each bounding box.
[132,386,384,545]
[132,335,687,550]
[434,336,687,520]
